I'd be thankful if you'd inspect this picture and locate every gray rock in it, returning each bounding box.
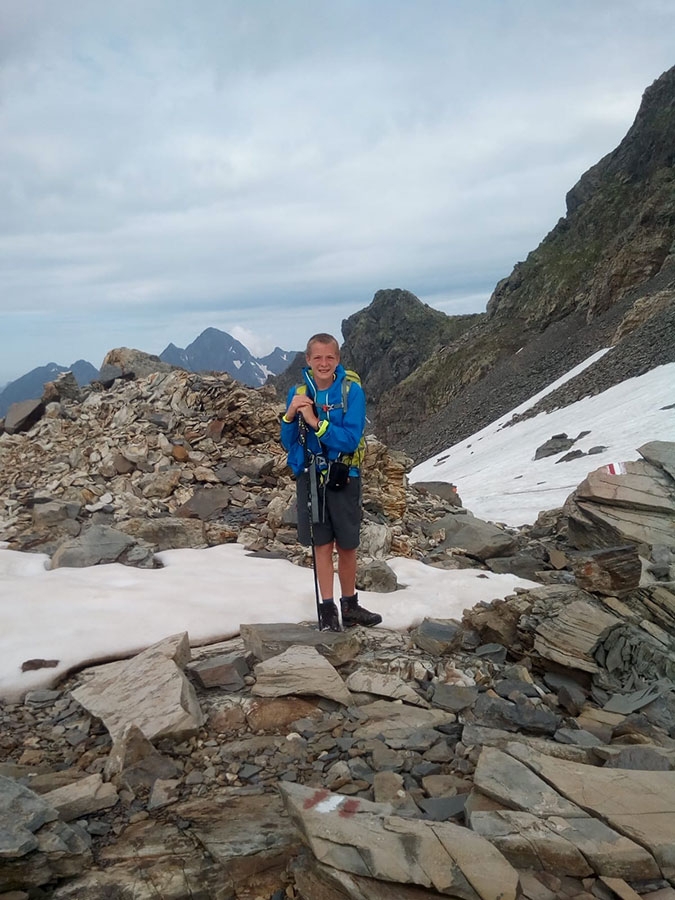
[506,743,671,878]
[565,457,675,552]
[0,776,58,856]
[99,348,175,382]
[240,622,361,668]
[435,514,517,560]
[176,486,231,520]
[572,544,642,595]
[473,746,584,817]
[71,632,205,742]
[50,524,145,569]
[357,558,398,592]
[252,645,352,706]
[602,746,672,770]
[640,440,675,482]
[189,653,250,690]
[418,794,467,821]
[42,774,118,822]
[431,683,479,713]
[4,399,44,435]
[346,670,428,707]
[280,780,519,899]
[470,809,658,879]
[104,723,181,788]
[534,434,577,460]
[351,700,456,742]
[472,693,561,735]
[411,618,460,655]
[413,481,463,506]
[487,554,546,581]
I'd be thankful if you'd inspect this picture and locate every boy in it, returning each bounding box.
[281,333,382,631]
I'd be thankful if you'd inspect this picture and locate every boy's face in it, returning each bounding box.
[306,340,340,385]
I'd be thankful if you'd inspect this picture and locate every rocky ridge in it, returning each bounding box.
[370,66,675,460]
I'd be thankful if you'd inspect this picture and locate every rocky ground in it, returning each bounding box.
[1,358,675,899]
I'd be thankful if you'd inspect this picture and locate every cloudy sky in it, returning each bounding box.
[1,1,673,384]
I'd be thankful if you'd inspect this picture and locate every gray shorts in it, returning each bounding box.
[296,471,361,549]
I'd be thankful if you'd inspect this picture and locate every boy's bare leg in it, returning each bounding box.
[336,545,357,598]
[314,542,335,600]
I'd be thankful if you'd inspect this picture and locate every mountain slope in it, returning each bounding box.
[375,65,675,459]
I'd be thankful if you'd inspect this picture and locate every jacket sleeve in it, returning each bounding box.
[280,386,299,451]
[320,382,366,455]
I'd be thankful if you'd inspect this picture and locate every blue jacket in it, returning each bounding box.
[280,363,366,477]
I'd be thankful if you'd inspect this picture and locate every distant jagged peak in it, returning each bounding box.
[158,328,296,388]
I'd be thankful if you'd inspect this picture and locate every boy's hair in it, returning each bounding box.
[306,333,340,356]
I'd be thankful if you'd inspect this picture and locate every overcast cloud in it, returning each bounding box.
[0,1,673,383]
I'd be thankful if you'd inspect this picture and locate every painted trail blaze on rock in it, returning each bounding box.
[279,780,519,900]
[603,462,627,475]
[303,789,330,810]
[339,798,361,818]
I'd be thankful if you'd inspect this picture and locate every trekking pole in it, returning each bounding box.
[298,416,322,627]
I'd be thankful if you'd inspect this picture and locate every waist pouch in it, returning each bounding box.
[326,461,350,491]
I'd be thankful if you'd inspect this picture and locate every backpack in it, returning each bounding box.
[295,369,366,468]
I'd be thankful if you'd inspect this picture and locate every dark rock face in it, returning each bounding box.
[340,288,481,410]
[487,66,675,326]
[373,66,675,460]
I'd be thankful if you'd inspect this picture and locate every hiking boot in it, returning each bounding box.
[318,600,341,632]
[341,594,382,628]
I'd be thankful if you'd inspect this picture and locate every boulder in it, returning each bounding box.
[42,774,118,822]
[71,633,205,742]
[49,524,157,569]
[565,454,675,553]
[252,645,353,706]
[434,514,517,561]
[240,622,361,667]
[280,781,519,900]
[508,743,674,879]
[4,399,44,435]
[357,558,398,592]
[99,348,175,383]
[572,545,642,594]
[0,776,91,892]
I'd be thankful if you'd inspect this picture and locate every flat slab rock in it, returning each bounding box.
[252,644,353,706]
[469,810,658,880]
[533,600,621,673]
[280,780,519,900]
[71,633,204,741]
[350,699,457,740]
[240,622,361,666]
[507,742,675,880]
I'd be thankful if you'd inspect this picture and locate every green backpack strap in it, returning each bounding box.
[340,370,366,469]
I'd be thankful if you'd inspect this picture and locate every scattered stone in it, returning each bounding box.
[252,645,353,706]
[411,618,460,655]
[42,774,118,822]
